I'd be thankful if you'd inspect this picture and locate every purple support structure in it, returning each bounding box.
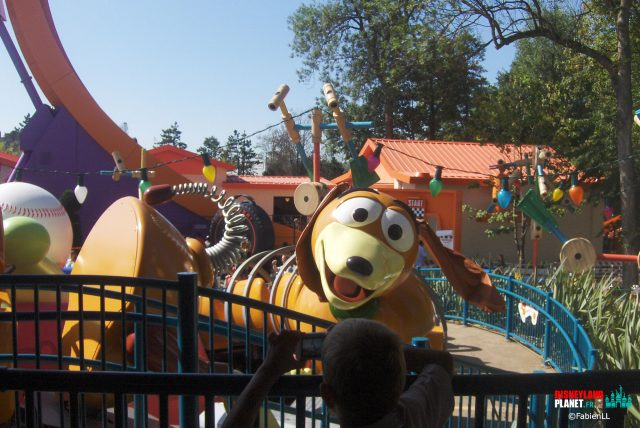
[0,18,42,109]
[17,107,211,243]
[1,9,43,182]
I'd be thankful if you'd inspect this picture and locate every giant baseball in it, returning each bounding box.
[0,182,72,266]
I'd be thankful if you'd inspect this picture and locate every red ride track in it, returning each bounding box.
[6,0,213,217]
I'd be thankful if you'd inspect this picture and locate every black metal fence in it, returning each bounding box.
[0,273,637,427]
[1,367,639,427]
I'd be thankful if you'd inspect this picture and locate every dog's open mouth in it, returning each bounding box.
[325,263,372,303]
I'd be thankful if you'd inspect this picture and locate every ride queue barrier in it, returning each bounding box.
[418,268,596,373]
[0,273,625,427]
[1,367,639,427]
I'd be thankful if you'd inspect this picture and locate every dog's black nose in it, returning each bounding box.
[346,256,373,276]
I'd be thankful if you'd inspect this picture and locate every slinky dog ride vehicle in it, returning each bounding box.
[226,183,505,348]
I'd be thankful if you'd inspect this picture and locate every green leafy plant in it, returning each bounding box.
[548,268,640,423]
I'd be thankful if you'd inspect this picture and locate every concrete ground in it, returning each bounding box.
[447,321,556,373]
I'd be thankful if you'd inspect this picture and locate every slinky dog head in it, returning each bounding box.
[296,183,418,311]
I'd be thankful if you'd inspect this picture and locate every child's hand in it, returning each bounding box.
[262,330,306,376]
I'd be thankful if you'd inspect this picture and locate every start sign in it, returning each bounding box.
[407,198,424,219]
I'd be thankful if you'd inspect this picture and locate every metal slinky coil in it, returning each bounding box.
[170,182,248,272]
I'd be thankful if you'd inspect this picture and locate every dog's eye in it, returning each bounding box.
[333,197,382,226]
[381,209,415,252]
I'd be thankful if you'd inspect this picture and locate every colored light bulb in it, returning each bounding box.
[201,154,216,182]
[138,180,152,197]
[138,168,152,198]
[429,166,444,197]
[603,206,614,219]
[568,186,583,206]
[551,187,564,202]
[74,174,88,204]
[552,180,567,202]
[367,143,384,173]
[202,165,216,182]
[568,173,583,205]
[429,179,443,197]
[497,177,512,208]
[367,155,381,172]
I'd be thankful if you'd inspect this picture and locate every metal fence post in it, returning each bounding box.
[530,370,547,428]
[134,300,146,428]
[462,300,469,326]
[505,276,514,341]
[588,348,598,370]
[178,272,199,427]
[296,395,306,428]
[542,291,552,363]
[573,319,583,371]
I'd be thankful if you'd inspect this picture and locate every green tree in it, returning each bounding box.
[260,128,310,176]
[398,31,488,140]
[0,113,31,155]
[462,202,531,267]
[479,37,621,203]
[260,126,349,179]
[289,0,487,141]
[320,156,348,180]
[473,39,564,147]
[155,122,186,149]
[451,0,640,285]
[197,136,222,159]
[224,130,259,175]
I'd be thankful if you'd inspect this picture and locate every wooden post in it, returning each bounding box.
[267,84,312,179]
[323,83,352,144]
[268,84,301,144]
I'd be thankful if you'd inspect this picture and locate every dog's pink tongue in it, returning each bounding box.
[333,276,366,302]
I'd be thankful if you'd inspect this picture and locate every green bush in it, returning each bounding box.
[548,268,640,422]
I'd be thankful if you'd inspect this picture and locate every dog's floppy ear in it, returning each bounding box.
[296,182,349,300]
[417,220,506,312]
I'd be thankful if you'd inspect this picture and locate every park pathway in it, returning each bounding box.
[447,322,556,373]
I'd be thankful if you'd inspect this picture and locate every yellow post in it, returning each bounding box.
[323,83,352,143]
[268,84,301,144]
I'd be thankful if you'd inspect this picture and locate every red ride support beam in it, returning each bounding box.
[597,253,638,263]
[312,108,322,182]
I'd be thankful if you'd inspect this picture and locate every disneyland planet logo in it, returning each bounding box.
[554,389,603,408]
[554,386,633,421]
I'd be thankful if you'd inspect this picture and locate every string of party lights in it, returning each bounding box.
[10,107,640,208]
[11,108,318,204]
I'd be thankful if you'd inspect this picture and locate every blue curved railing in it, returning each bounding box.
[418,268,596,373]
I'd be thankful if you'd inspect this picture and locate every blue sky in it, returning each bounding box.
[0,1,515,154]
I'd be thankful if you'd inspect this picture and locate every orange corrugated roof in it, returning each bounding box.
[364,139,537,182]
[225,175,333,187]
